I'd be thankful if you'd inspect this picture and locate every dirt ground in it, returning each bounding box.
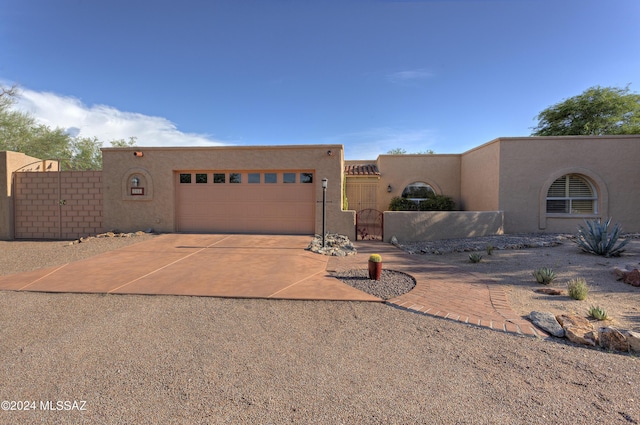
[427,239,640,332]
[0,235,639,423]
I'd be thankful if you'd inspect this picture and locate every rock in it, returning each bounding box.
[528,311,565,337]
[598,327,630,352]
[535,288,564,296]
[306,234,357,256]
[390,236,399,246]
[556,314,597,346]
[613,268,640,287]
[622,330,640,353]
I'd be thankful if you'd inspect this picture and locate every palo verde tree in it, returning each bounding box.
[0,85,136,170]
[532,85,640,136]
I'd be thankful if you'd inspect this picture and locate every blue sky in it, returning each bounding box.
[1,0,638,159]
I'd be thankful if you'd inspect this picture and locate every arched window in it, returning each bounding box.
[546,174,597,214]
[402,182,435,202]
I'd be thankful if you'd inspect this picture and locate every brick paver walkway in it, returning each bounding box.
[328,241,547,338]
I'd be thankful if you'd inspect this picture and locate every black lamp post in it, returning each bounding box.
[322,178,328,247]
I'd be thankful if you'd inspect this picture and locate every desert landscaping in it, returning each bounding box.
[0,233,639,424]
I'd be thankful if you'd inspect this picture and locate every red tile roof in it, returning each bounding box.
[344,164,380,176]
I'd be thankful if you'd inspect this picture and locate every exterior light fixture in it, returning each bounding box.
[133,151,144,157]
[131,177,140,187]
[327,150,333,157]
[387,184,392,193]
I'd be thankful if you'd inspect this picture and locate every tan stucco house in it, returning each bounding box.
[2,135,639,241]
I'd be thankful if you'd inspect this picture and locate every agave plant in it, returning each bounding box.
[588,305,609,321]
[468,253,483,263]
[574,218,629,257]
[532,267,556,285]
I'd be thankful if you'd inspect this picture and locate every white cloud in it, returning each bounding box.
[387,69,434,84]
[328,127,438,159]
[10,88,229,147]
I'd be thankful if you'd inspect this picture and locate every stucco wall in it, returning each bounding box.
[101,145,355,238]
[376,154,461,212]
[496,136,640,233]
[383,211,504,242]
[460,139,500,211]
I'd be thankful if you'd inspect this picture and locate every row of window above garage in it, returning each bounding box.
[177,171,315,185]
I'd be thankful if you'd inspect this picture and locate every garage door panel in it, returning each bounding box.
[176,171,315,234]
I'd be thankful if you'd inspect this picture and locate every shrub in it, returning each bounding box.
[567,278,589,300]
[588,305,609,321]
[388,196,419,211]
[486,244,495,256]
[368,254,382,263]
[532,267,556,285]
[574,218,629,257]
[388,193,456,211]
[418,193,456,211]
[468,253,483,263]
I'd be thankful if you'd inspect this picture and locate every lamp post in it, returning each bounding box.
[322,178,328,247]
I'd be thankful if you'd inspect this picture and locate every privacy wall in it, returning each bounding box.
[13,171,103,239]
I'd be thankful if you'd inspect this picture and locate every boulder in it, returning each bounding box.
[598,327,630,352]
[528,311,565,337]
[622,330,640,353]
[556,314,597,346]
[613,268,640,287]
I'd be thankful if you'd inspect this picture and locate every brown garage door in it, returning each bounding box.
[175,171,316,234]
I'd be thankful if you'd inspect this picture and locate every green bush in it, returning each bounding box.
[388,196,419,211]
[574,218,629,257]
[567,278,589,300]
[388,193,456,211]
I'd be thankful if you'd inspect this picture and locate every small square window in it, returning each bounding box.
[264,173,277,183]
[230,173,242,183]
[195,173,208,183]
[248,173,260,183]
[180,173,192,184]
[300,173,313,183]
[283,173,296,183]
[213,173,226,183]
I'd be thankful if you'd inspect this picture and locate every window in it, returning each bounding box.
[248,173,260,183]
[401,182,435,201]
[180,173,192,184]
[213,173,226,183]
[300,173,313,183]
[546,174,596,214]
[265,173,277,183]
[283,173,296,183]
[229,173,242,183]
[195,173,208,184]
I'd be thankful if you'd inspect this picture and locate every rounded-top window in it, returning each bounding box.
[402,182,435,201]
[546,174,596,214]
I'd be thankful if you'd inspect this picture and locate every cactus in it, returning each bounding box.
[368,254,382,263]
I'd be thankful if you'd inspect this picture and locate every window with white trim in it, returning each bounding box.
[546,174,597,214]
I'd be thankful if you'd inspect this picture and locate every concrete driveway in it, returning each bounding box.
[0,234,382,302]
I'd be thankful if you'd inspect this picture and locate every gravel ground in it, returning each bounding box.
[1,236,639,424]
[332,269,416,300]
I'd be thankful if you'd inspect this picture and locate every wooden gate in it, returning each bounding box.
[356,209,383,241]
